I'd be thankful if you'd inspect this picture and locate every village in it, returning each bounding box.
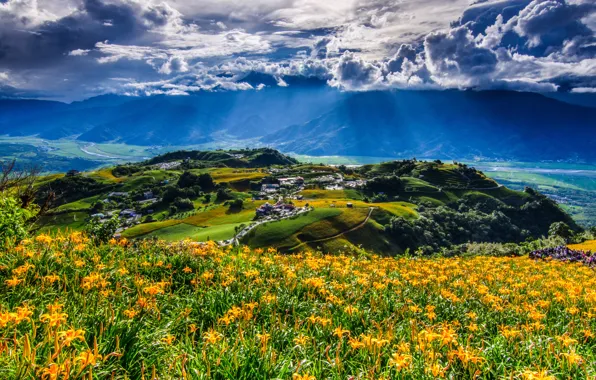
[82,162,369,244]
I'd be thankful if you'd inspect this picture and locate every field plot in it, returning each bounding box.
[143,222,244,242]
[243,208,341,248]
[36,211,88,232]
[568,240,596,252]
[1,237,595,379]
[121,219,182,238]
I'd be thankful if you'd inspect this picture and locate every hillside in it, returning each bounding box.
[34,150,578,255]
[262,90,596,160]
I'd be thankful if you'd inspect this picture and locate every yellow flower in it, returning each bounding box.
[388,352,412,371]
[183,266,193,273]
[123,308,138,319]
[521,369,555,380]
[39,363,66,380]
[35,234,53,245]
[5,276,22,287]
[560,350,583,366]
[203,329,222,345]
[344,305,359,316]
[333,326,350,338]
[43,274,60,284]
[162,334,176,345]
[58,328,85,347]
[293,335,309,346]
[40,312,68,328]
[293,374,316,380]
[76,349,102,368]
[13,304,34,324]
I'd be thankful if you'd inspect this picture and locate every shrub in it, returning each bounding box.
[549,222,573,242]
[85,215,120,244]
[0,196,34,243]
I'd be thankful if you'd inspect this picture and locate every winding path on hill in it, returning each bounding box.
[289,207,375,251]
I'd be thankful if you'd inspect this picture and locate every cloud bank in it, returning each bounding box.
[0,0,593,100]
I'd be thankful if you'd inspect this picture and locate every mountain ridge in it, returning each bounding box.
[1,86,595,161]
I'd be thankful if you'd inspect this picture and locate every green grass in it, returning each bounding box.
[401,177,440,192]
[243,208,341,248]
[36,211,89,232]
[143,222,244,242]
[296,208,370,241]
[183,203,260,227]
[300,190,348,199]
[121,219,182,238]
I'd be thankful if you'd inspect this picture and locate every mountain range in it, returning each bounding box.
[1,76,595,161]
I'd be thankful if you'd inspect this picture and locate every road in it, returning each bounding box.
[80,143,120,159]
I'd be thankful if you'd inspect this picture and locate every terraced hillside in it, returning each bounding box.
[33,151,578,254]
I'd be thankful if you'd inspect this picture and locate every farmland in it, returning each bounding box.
[0,236,595,378]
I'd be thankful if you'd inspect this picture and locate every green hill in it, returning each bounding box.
[33,150,579,254]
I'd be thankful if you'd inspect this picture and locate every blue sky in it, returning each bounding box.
[0,0,595,101]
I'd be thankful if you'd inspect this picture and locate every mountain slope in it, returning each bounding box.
[262,90,596,160]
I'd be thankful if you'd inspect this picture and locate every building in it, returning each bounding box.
[119,209,137,218]
[261,184,280,193]
[108,192,129,198]
[278,177,305,187]
[256,202,274,216]
[143,191,154,199]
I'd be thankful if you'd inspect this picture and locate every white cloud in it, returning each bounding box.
[158,56,189,75]
[571,87,596,93]
[68,49,90,56]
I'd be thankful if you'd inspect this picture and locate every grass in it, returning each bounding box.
[209,168,267,183]
[1,235,595,378]
[143,222,244,242]
[243,208,341,248]
[183,203,261,227]
[296,208,370,241]
[401,177,440,192]
[121,219,182,238]
[35,211,89,232]
[54,195,104,213]
[300,190,353,200]
[87,168,124,184]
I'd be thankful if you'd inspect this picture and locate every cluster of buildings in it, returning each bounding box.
[155,161,181,170]
[255,201,297,217]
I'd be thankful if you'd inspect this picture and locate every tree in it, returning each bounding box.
[1,159,53,214]
[174,197,195,210]
[216,188,232,202]
[85,215,120,244]
[549,222,573,242]
[91,201,105,213]
[229,199,244,210]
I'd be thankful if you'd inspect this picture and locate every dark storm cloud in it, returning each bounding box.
[0,0,594,99]
[0,0,145,69]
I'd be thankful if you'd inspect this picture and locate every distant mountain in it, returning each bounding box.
[261,90,596,161]
[1,83,596,162]
[0,79,341,145]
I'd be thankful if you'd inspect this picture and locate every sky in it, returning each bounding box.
[0,0,594,101]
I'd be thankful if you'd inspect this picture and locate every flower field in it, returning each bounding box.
[1,234,595,379]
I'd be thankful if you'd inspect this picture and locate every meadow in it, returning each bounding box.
[0,234,594,379]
